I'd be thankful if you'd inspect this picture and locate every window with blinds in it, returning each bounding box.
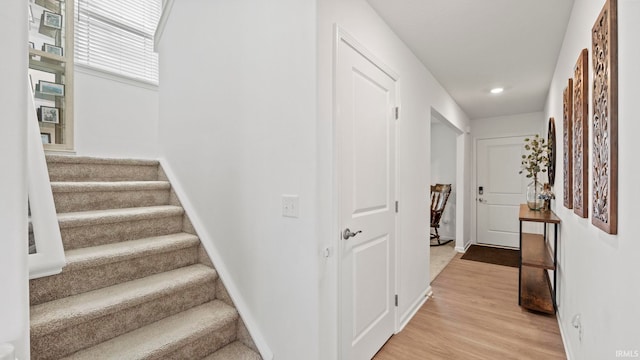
[75,0,161,84]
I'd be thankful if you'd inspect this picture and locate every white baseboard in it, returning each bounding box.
[556,312,574,360]
[159,159,273,360]
[397,286,432,333]
[455,240,472,253]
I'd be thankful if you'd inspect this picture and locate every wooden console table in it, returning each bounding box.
[518,204,560,314]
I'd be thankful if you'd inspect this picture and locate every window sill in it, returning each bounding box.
[75,64,159,91]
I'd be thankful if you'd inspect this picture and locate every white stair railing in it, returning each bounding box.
[27,79,66,279]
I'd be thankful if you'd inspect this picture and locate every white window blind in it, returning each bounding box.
[75,0,161,84]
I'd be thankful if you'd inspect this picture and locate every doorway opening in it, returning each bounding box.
[429,110,464,281]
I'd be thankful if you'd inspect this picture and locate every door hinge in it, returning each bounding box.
[395,201,399,213]
[394,107,399,120]
[395,294,398,307]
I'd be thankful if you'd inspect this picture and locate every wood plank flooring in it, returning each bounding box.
[373,254,566,360]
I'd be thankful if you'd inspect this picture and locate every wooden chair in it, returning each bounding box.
[430,184,452,246]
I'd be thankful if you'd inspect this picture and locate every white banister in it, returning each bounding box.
[27,79,66,279]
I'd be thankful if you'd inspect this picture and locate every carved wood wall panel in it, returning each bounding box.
[548,117,556,186]
[563,80,573,209]
[592,0,618,234]
[573,49,589,218]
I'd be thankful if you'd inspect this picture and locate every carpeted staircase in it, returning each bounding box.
[29,155,261,360]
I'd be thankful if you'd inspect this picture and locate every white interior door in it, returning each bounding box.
[337,38,397,360]
[476,136,530,248]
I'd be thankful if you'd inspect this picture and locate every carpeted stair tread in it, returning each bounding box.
[51,181,173,212]
[31,264,217,337]
[62,301,237,360]
[47,156,160,182]
[57,205,184,228]
[51,181,171,192]
[46,155,159,166]
[64,233,200,270]
[202,341,262,360]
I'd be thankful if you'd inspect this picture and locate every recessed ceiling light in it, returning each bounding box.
[490,87,504,94]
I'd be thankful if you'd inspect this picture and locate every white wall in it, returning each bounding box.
[0,0,30,358]
[431,121,457,238]
[317,0,471,357]
[156,1,318,359]
[544,0,640,358]
[73,68,159,158]
[471,111,544,139]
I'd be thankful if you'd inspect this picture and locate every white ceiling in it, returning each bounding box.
[366,0,575,120]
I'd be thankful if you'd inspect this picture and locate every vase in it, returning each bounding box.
[526,180,544,211]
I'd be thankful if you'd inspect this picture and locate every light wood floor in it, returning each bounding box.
[374,254,566,360]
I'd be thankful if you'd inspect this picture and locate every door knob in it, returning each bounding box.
[343,228,362,240]
[478,198,487,203]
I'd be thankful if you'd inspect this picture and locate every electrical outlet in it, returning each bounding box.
[282,195,299,218]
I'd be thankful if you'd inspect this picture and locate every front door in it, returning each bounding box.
[336,37,397,360]
[476,136,530,248]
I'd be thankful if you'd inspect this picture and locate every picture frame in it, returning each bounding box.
[591,0,618,234]
[38,106,60,124]
[40,128,55,144]
[35,0,61,13]
[572,48,589,218]
[42,43,63,57]
[40,133,52,144]
[38,80,65,96]
[41,10,62,29]
[562,79,573,209]
[29,42,35,49]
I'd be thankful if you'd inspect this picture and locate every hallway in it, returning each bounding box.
[374,254,565,359]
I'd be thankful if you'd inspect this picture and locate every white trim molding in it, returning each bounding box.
[398,287,432,332]
[154,0,175,51]
[158,159,273,360]
[27,80,66,279]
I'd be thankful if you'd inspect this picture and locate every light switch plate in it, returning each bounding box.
[282,195,299,218]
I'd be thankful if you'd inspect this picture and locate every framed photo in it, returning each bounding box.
[40,128,55,144]
[38,80,65,96]
[42,10,62,29]
[35,0,61,13]
[42,43,63,57]
[29,42,35,49]
[41,133,52,144]
[38,106,60,124]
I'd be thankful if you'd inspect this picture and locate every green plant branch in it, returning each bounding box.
[519,134,551,179]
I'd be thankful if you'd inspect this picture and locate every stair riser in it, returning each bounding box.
[53,189,171,213]
[61,216,184,250]
[30,246,199,306]
[163,322,237,360]
[31,279,217,360]
[48,163,158,182]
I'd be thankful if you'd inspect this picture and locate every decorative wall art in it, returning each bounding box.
[563,79,573,209]
[592,0,618,234]
[547,117,556,186]
[38,106,60,124]
[35,0,61,13]
[43,43,63,57]
[38,80,65,96]
[573,48,588,218]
